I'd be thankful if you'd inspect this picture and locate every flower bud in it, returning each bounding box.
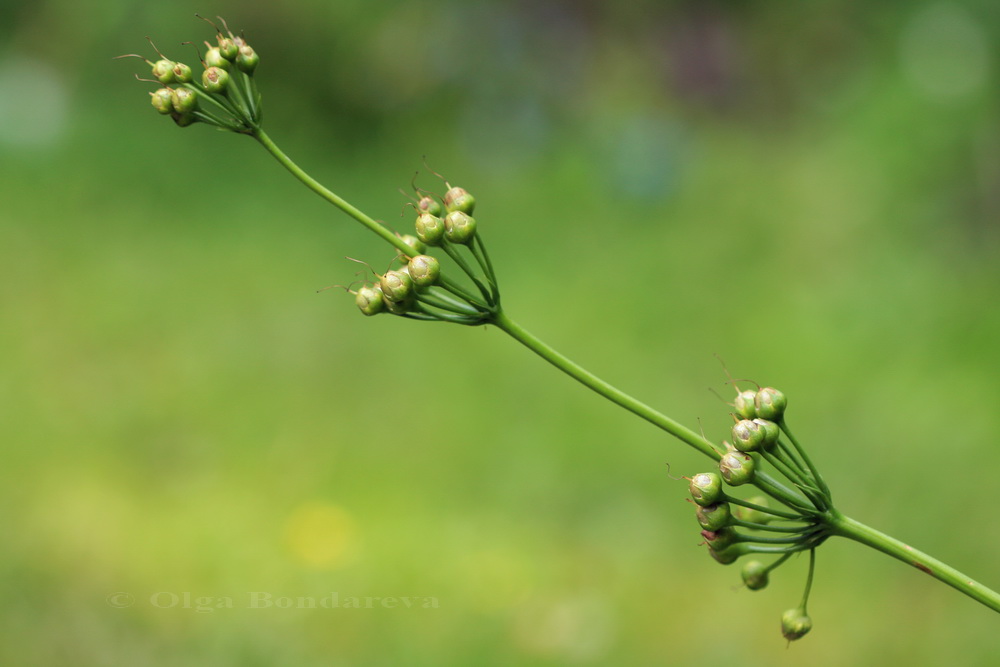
[171,62,194,84]
[151,58,176,83]
[408,255,440,287]
[236,45,259,74]
[741,560,769,590]
[444,211,476,244]
[719,451,755,486]
[380,269,414,303]
[734,496,772,526]
[417,196,443,218]
[204,47,231,71]
[734,390,757,419]
[355,284,385,316]
[780,608,812,641]
[701,526,737,551]
[150,88,174,115]
[689,472,723,507]
[171,87,197,114]
[732,419,765,452]
[444,186,476,214]
[695,501,731,531]
[752,418,779,450]
[202,66,230,93]
[415,213,445,246]
[755,387,787,421]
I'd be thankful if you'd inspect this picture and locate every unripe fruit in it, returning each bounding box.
[171,87,197,114]
[708,546,739,565]
[444,186,475,214]
[408,255,440,287]
[741,560,769,590]
[171,62,194,84]
[417,196,443,217]
[755,387,787,421]
[732,419,766,452]
[753,418,780,450]
[734,390,757,419]
[204,47,231,71]
[696,501,731,531]
[202,66,230,93]
[719,451,755,486]
[689,472,723,507]
[355,285,384,316]
[217,36,239,61]
[415,213,445,246]
[236,45,259,74]
[702,526,737,551]
[398,234,426,257]
[735,495,772,526]
[172,113,197,128]
[383,295,411,315]
[150,88,174,115]
[380,269,413,303]
[444,211,476,244]
[151,59,176,83]
[781,608,812,641]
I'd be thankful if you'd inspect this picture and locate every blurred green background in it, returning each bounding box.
[3,0,1000,664]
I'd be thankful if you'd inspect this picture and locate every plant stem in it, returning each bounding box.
[491,310,810,511]
[827,510,1000,613]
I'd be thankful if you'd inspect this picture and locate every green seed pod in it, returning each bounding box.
[398,234,426,257]
[732,419,766,452]
[708,546,739,565]
[172,112,197,128]
[780,608,812,641]
[204,47,231,71]
[171,62,194,84]
[735,495,772,526]
[415,213,445,246]
[689,472,723,507]
[383,295,411,315]
[202,66,230,93]
[355,285,385,316]
[444,186,476,214]
[151,59,176,84]
[734,390,757,419]
[719,451,755,486]
[380,269,414,303]
[171,87,198,114]
[217,35,239,61]
[755,387,787,421]
[695,501,731,531]
[408,255,441,287]
[150,88,174,115]
[741,560,769,590]
[417,196,443,218]
[444,211,476,244]
[701,526,737,551]
[753,418,780,450]
[236,45,260,74]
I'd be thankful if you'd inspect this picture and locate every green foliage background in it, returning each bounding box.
[2,1,999,664]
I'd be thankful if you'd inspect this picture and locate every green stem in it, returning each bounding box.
[491,310,810,511]
[828,511,1000,613]
[254,129,423,262]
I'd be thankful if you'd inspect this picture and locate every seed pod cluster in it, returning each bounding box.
[123,18,263,132]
